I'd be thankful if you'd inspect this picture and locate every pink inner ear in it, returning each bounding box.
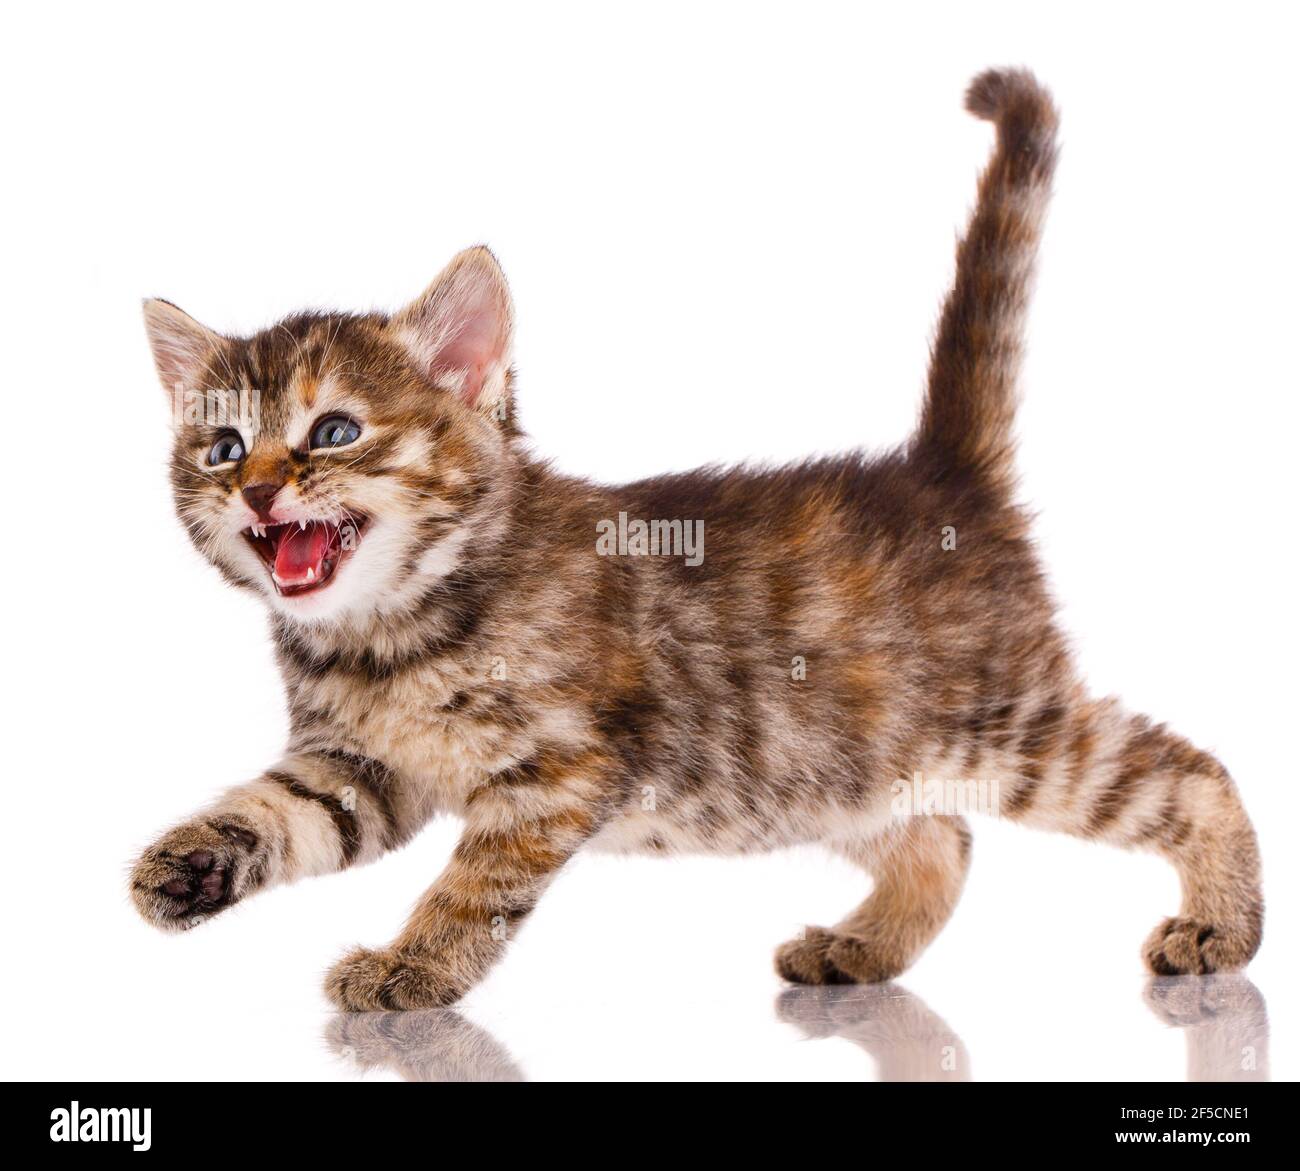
[428,284,507,407]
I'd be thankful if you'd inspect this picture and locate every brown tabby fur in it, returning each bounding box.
[131,69,1262,1010]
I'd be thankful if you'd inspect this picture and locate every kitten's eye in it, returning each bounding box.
[207,432,245,466]
[310,415,362,450]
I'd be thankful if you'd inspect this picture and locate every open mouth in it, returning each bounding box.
[242,516,367,597]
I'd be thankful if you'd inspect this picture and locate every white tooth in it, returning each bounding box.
[306,567,316,582]
[299,520,307,531]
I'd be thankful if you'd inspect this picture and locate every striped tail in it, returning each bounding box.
[914,68,1059,491]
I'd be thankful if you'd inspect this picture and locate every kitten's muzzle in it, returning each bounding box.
[242,515,368,597]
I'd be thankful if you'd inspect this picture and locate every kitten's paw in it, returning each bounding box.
[1142,916,1260,976]
[775,927,850,984]
[325,946,463,1012]
[775,926,905,985]
[130,819,262,931]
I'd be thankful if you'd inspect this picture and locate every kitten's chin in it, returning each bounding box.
[267,579,362,623]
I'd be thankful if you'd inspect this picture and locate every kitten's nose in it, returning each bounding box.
[242,482,283,523]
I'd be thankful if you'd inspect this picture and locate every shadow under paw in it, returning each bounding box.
[777,983,969,1081]
[326,1010,524,1082]
[1143,973,1269,1082]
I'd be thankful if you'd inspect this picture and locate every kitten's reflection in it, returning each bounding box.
[776,983,970,1081]
[326,1009,525,1082]
[1143,973,1269,1082]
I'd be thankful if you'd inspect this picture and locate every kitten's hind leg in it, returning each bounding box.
[775,816,971,985]
[996,698,1264,975]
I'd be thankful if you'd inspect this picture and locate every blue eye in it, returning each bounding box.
[310,415,362,449]
[207,432,245,465]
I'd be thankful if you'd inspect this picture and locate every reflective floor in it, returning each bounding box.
[324,973,1269,1082]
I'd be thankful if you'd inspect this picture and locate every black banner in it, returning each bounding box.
[5,1080,1286,1154]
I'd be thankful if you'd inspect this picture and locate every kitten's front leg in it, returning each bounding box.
[130,749,405,930]
[326,754,605,1011]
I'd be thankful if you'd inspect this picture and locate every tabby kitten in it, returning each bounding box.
[131,69,1262,1010]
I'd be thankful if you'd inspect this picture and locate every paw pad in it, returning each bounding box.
[130,821,259,931]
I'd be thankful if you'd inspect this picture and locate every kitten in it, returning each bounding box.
[131,68,1262,1010]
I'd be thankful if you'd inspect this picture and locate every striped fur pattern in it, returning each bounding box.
[131,69,1262,1008]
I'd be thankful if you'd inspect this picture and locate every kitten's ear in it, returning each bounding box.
[142,298,223,401]
[393,246,515,418]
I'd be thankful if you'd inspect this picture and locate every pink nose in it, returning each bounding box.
[242,482,283,522]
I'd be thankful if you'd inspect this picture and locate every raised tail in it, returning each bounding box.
[913,68,1059,490]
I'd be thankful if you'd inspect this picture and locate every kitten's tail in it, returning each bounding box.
[914,68,1059,491]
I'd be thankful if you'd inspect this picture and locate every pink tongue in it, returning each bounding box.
[274,522,333,583]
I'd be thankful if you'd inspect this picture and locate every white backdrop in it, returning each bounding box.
[2,1,1296,1080]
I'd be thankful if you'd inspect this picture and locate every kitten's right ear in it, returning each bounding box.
[142,298,223,401]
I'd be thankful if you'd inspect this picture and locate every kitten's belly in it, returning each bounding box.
[587,794,895,857]
[306,665,906,843]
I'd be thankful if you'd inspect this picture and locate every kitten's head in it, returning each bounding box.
[145,247,519,627]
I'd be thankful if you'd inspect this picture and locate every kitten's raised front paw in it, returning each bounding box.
[325,946,463,1012]
[775,926,905,985]
[130,819,262,931]
[1142,915,1261,976]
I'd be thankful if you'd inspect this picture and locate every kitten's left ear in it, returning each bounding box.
[393,246,515,420]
